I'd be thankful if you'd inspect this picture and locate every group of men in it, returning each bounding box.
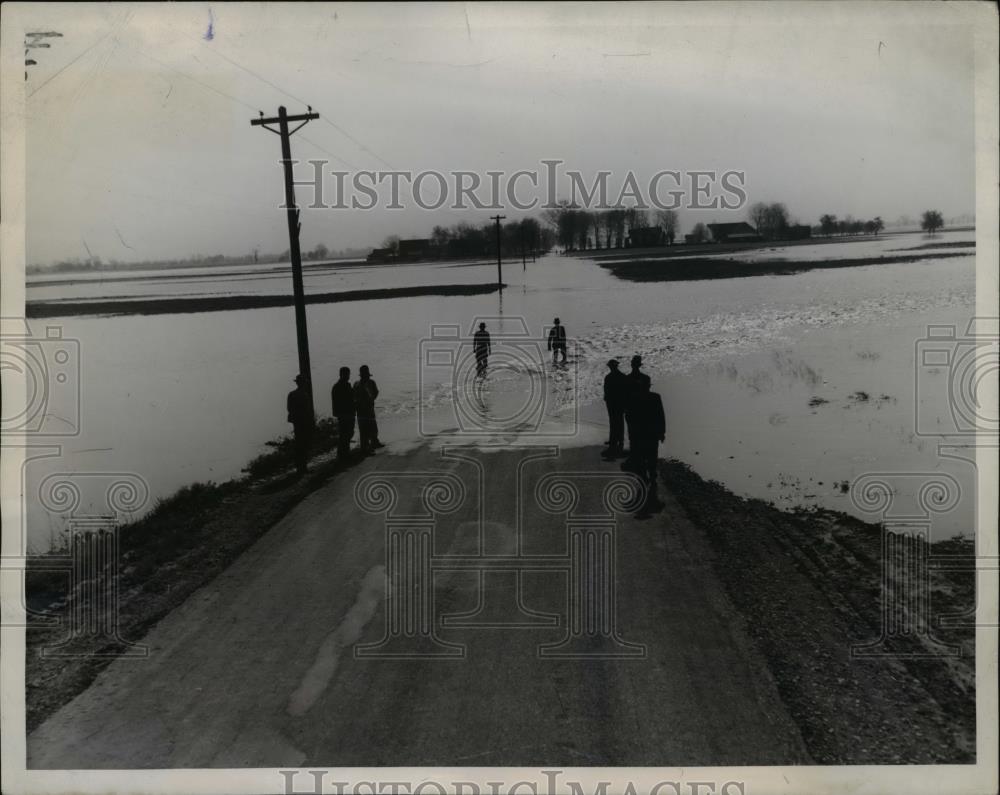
[602,354,666,490]
[285,365,383,475]
[285,327,665,492]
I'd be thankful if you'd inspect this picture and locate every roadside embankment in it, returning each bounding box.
[662,459,975,763]
[25,418,352,732]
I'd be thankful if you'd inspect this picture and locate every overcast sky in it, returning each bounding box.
[19,2,977,265]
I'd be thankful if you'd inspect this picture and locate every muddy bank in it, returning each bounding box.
[25,282,503,318]
[599,251,971,282]
[662,459,975,763]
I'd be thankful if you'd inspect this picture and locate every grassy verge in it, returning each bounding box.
[24,418,356,733]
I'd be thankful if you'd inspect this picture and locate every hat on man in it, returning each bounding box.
[607,359,620,368]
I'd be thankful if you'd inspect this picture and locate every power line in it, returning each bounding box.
[198,41,395,169]
[129,46,357,168]
[27,30,114,98]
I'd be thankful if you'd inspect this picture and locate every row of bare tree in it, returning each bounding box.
[817,214,885,237]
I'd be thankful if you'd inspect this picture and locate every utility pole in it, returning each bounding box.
[491,214,506,290]
[251,105,319,417]
[520,224,526,272]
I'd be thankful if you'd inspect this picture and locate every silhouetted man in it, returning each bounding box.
[331,366,355,461]
[286,374,313,475]
[354,364,383,453]
[624,354,651,452]
[602,359,628,460]
[473,322,491,374]
[548,317,567,363]
[628,378,665,493]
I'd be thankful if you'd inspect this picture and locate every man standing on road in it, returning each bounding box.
[286,374,314,476]
[354,364,383,453]
[331,366,355,462]
[548,317,567,363]
[473,322,491,374]
[628,378,666,508]
[624,354,651,453]
[602,359,628,460]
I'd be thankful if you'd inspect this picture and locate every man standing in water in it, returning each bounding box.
[547,317,567,363]
[354,364,383,453]
[602,359,628,460]
[624,354,651,453]
[286,374,314,475]
[629,377,666,512]
[331,366,355,462]
[473,322,491,374]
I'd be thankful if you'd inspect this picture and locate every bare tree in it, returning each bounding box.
[749,202,770,236]
[431,225,451,247]
[921,209,944,235]
[656,209,679,244]
[689,222,711,243]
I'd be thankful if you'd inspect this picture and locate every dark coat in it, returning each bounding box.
[629,391,666,441]
[331,379,355,417]
[287,387,313,427]
[353,378,379,416]
[603,369,628,408]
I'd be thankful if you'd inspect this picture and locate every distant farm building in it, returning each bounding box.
[785,224,812,240]
[707,222,761,243]
[397,239,434,260]
[626,227,666,248]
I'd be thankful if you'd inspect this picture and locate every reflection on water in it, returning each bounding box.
[20,230,977,549]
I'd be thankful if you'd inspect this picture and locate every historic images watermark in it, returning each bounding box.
[418,317,579,440]
[353,459,647,661]
[0,318,80,438]
[846,316,999,657]
[1,317,148,656]
[275,160,748,212]
[914,317,999,439]
[279,769,747,795]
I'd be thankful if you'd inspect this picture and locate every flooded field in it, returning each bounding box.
[21,229,977,549]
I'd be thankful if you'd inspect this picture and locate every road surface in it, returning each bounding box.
[28,444,810,767]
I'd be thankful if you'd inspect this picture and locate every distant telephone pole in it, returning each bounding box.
[491,214,506,289]
[251,105,319,416]
[520,224,526,272]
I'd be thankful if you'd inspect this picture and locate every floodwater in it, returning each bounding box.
[18,229,979,550]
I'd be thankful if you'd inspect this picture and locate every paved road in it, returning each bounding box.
[28,444,810,767]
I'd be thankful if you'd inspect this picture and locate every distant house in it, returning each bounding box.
[785,224,812,240]
[626,227,666,248]
[366,247,395,263]
[707,222,761,243]
[398,238,433,260]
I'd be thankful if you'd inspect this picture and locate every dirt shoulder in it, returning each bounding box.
[661,459,975,763]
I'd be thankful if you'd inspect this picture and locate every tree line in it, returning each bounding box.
[815,209,945,237]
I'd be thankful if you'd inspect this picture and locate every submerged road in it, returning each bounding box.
[28,444,810,767]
